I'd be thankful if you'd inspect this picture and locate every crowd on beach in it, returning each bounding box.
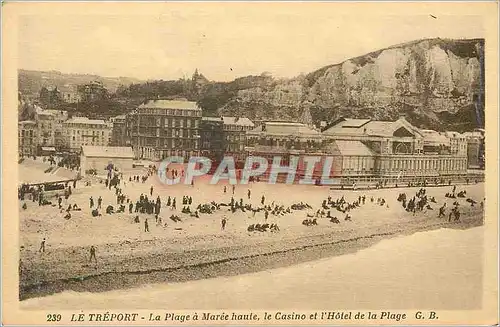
[20,162,485,266]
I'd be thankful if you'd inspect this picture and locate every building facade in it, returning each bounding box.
[35,108,56,148]
[246,121,327,179]
[80,146,135,175]
[110,115,128,146]
[128,99,202,160]
[222,116,255,156]
[322,117,467,181]
[43,109,69,149]
[18,121,38,157]
[445,131,468,156]
[463,129,485,169]
[200,117,225,163]
[63,117,112,152]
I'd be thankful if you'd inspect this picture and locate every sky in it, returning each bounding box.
[17,3,486,82]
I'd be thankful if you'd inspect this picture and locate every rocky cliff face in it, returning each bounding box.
[219,38,484,132]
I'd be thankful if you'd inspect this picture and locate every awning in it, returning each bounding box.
[41,147,56,152]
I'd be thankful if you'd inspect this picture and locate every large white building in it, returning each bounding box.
[80,146,134,175]
[63,117,112,152]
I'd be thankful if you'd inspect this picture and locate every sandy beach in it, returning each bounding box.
[20,226,484,310]
[18,164,485,300]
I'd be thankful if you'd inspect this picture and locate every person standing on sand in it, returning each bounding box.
[150,186,154,196]
[144,219,149,232]
[248,189,251,199]
[221,216,227,231]
[89,246,97,263]
[261,195,265,205]
[89,196,94,209]
[97,196,102,209]
[224,186,227,194]
[39,238,46,253]
[232,185,235,195]
[438,203,446,218]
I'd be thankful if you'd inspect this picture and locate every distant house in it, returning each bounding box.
[80,146,135,175]
[39,86,62,106]
[59,84,81,103]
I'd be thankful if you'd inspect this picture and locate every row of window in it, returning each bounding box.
[380,158,467,171]
[139,108,202,117]
[64,124,108,129]
[224,125,252,131]
[135,118,200,128]
[137,138,199,149]
[70,129,108,136]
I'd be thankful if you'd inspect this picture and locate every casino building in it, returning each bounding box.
[321,117,468,182]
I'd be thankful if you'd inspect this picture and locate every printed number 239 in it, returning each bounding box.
[47,314,62,322]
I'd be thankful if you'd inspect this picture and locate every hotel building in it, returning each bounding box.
[128,99,202,160]
[63,117,112,152]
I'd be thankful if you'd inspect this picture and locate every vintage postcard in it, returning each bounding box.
[2,1,498,325]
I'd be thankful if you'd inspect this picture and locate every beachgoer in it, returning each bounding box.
[89,246,97,263]
[39,238,46,253]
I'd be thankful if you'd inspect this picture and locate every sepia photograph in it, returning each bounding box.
[2,1,498,325]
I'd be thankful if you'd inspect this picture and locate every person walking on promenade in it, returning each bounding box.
[144,219,149,232]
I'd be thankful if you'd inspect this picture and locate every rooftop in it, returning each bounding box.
[420,129,450,145]
[333,140,375,156]
[222,116,255,127]
[444,131,465,139]
[323,117,421,138]
[81,146,135,159]
[64,117,107,125]
[138,99,201,111]
[249,122,322,138]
